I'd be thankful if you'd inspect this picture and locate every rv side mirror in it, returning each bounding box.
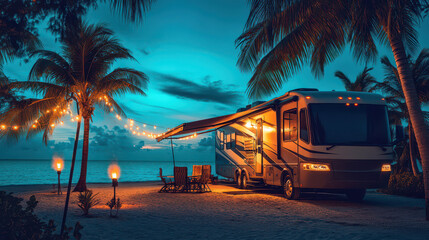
[394,125,404,144]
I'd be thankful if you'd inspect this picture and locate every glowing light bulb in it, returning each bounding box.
[154,125,157,129]
[13,126,18,130]
[57,163,61,170]
[51,124,55,127]
[112,172,117,179]
[1,125,6,129]
[143,124,146,127]
[32,124,37,128]
[60,121,64,125]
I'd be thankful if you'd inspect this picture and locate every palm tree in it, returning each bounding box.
[28,22,148,192]
[0,67,23,114]
[236,0,429,220]
[335,67,376,91]
[372,50,429,176]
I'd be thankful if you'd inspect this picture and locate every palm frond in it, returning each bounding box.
[108,0,154,22]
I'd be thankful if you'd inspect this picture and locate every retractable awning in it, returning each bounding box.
[156,94,296,142]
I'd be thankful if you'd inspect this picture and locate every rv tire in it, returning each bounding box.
[282,176,300,200]
[241,173,248,189]
[346,189,366,201]
[236,171,242,189]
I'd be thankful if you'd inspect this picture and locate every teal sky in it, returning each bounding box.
[1,0,429,162]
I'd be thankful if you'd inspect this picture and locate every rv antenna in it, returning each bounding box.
[170,138,176,168]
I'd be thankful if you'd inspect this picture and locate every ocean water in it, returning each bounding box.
[0,159,215,186]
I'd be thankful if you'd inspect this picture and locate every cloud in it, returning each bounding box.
[140,145,163,150]
[90,125,140,151]
[153,72,243,105]
[197,137,214,151]
[139,48,150,55]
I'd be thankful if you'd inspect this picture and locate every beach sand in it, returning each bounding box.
[1,182,428,240]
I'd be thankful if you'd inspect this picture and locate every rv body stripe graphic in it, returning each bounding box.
[216,148,241,168]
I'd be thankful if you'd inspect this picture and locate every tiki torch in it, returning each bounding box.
[108,164,120,205]
[53,158,64,195]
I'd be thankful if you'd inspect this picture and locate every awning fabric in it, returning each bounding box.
[156,94,294,142]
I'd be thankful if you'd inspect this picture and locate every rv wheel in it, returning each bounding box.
[346,189,366,201]
[241,174,248,189]
[282,177,300,200]
[236,172,242,189]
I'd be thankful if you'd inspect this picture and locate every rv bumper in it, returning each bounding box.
[299,163,391,189]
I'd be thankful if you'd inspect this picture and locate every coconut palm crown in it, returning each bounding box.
[335,67,377,92]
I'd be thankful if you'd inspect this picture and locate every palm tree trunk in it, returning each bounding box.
[389,35,429,220]
[73,116,90,192]
[409,123,419,176]
[60,112,81,235]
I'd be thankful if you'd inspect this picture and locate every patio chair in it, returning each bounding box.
[159,168,174,193]
[189,165,203,193]
[174,167,188,192]
[192,165,202,177]
[201,165,212,192]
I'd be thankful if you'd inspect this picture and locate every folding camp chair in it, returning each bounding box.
[201,165,212,192]
[174,167,188,192]
[159,168,174,193]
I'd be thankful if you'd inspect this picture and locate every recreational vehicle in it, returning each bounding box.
[157,89,398,201]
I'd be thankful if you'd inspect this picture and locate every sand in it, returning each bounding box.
[1,182,428,240]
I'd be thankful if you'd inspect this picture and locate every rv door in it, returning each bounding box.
[255,118,263,174]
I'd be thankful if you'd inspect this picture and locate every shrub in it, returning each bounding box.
[381,172,424,198]
[0,191,82,239]
[77,191,100,216]
[106,198,122,217]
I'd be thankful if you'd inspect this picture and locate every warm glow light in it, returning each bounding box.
[347,97,352,100]
[1,125,6,129]
[46,110,50,113]
[381,98,385,101]
[154,125,157,129]
[60,121,64,125]
[51,124,55,127]
[13,126,18,130]
[354,103,358,106]
[52,157,64,171]
[346,103,350,106]
[108,163,120,179]
[356,97,361,100]
[75,116,79,120]
[338,97,343,100]
[381,164,391,172]
[303,163,330,171]
[305,96,311,99]
[32,124,37,128]
[143,124,146,127]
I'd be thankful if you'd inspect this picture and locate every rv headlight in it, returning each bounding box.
[302,163,330,171]
[381,164,391,172]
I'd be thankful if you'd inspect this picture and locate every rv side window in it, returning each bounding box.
[226,134,231,149]
[300,108,309,143]
[223,131,227,149]
[231,132,236,148]
[283,109,297,141]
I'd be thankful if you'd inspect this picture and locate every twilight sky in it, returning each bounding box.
[1,0,429,162]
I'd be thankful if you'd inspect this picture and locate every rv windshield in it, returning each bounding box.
[309,103,390,146]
